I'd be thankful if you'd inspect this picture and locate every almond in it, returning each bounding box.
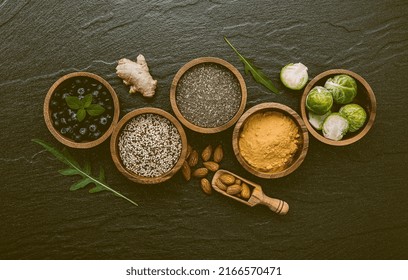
[200,178,212,195]
[203,161,219,172]
[188,150,199,167]
[219,173,236,185]
[192,167,208,178]
[241,182,251,200]
[181,160,191,181]
[186,144,192,159]
[226,184,242,195]
[215,178,227,191]
[201,145,212,161]
[213,144,224,163]
[235,179,241,185]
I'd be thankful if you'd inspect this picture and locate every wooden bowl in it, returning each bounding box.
[110,107,188,184]
[44,72,120,149]
[300,69,376,146]
[170,57,247,134]
[232,102,309,179]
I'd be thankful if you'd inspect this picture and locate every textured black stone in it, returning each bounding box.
[1,0,407,260]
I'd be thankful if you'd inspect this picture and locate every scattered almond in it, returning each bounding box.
[188,150,199,167]
[201,145,212,161]
[241,182,251,200]
[213,144,223,163]
[186,144,192,159]
[200,178,212,195]
[193,167,208,178]
[226,184,242,195]
[215,178,228,191]
[219,173,236,185]
[203,161,219,172]
[181,160,191,181]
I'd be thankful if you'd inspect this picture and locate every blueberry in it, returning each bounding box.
[77,87,85,95]
[50,100,59,109]
[54,120,60,128]
[97,84,103,90]
[79,127,88,135]
[52,112,59,120]
[91,130,102,140]
[73,134,83,142]
[60,117,67,125]
[60,127,72,135]
[62,92,70,100]
[89,124,97,132]
[99,117,108,126]
[92,90,100,98]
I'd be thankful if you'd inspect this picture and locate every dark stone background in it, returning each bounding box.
[1,0,407,259]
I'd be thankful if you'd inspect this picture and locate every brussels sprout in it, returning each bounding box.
[280,63,309,90]
[324,74,357,104]
[322,113,349,141]
[339,104,367,132]
[308,110,331,130]
[306,86,333,115]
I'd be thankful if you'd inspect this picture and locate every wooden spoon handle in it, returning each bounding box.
[259,194,289,215]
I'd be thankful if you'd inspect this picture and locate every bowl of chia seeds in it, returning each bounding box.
[170,57,247,134]
[44,72,120,149]
[110,107,188,184]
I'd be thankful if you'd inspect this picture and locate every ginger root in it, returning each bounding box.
[116,54,157,98]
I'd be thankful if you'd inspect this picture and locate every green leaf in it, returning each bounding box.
[83,94,93,108]
[224,36,280,94]
[65,96,82,110]
[61,148,80,168]
[89,183,106,193]
[32,139,69,165]
[86,104,105,116]
[98,166,105,182]
[32,138,138,206]
[58,168,79,176]
[83,161,91,174]
[70,178,93,191]
[77,108,86,122]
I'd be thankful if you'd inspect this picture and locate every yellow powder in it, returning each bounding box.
[238,111,300,173]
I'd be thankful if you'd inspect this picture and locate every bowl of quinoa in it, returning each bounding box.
[170,57,247,134]
[110,108,188,184]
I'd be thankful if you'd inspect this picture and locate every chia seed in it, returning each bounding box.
[176,63,242,128]
[118,113,182,178]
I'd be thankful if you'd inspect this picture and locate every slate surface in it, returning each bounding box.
[1,0,407,259]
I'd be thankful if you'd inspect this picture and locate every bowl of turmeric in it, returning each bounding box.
[232,102,309,179]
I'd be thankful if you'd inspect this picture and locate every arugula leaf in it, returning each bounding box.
[32,139,138,207]
[224,36,280,94]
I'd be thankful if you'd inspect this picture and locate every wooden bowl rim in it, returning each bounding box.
[110,107,188,185]
[232,102,309,179]
[300,69,377,146]
[43,72,120,149]
[170,57,247,134]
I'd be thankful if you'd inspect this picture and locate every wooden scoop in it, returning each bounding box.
[212,169,289,215]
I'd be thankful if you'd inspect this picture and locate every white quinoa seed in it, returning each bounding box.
[118,113,182,177]
[176,63,242,128]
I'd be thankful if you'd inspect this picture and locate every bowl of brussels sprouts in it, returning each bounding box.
[300,69,376,146]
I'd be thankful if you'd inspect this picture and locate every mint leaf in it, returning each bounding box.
[77,108,86,122]
[65,96,82,110]
[83,94,93,108]
[87,104,105,116]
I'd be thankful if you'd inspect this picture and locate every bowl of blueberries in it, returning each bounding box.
[44,72,120,148]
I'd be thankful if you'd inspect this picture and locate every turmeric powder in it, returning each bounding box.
[238,111,300,173]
